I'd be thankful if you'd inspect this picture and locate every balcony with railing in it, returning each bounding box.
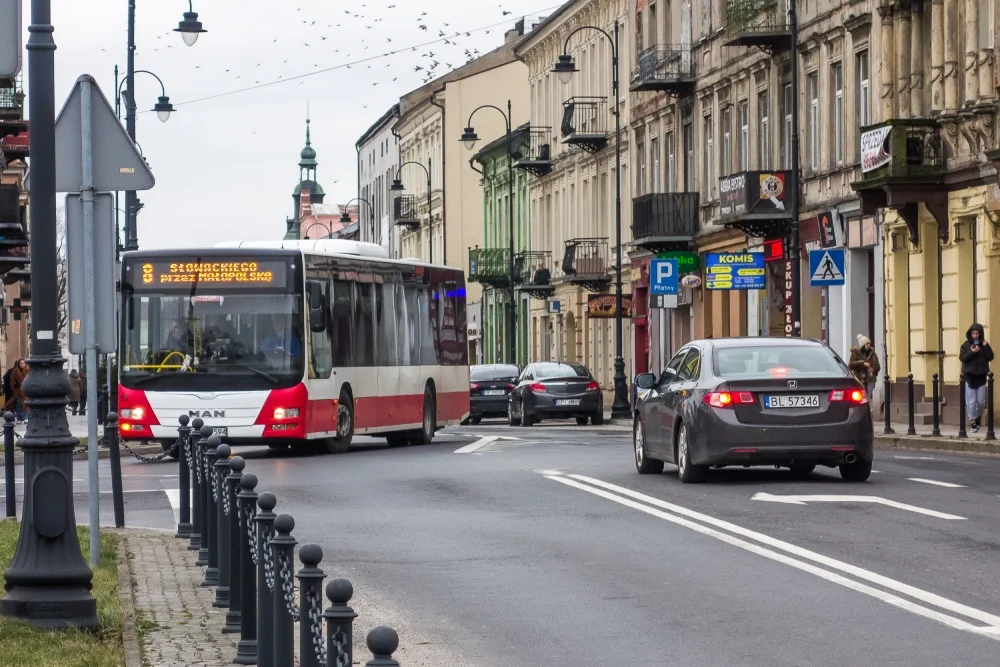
[0,184,29,282]
[724,0,792,51]
[0,75,24,121]
[392,194,421,230]
[851,118,948,245]
[514,250,555,300]
[632,192,700,252]
[629,46,696,96]
[561,238,610,292]
[468,247,515,289]
[512,126,553,176]
[560,97,608,154]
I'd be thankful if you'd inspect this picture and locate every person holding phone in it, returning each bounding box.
[960,323,994,433]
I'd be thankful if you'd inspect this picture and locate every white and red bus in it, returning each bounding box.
[117,240,470,452]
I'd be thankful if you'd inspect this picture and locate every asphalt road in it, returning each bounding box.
[8,421,1000,665]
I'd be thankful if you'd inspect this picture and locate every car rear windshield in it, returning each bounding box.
[471,365,519,381]
[534,363,590,379]
[713,345,848,379]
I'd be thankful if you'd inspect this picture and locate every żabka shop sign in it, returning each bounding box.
[860,126,892,172]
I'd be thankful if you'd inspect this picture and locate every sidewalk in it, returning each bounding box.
[875,421,1000,455]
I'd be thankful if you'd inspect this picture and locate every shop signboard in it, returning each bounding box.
[704,252,766,290]
[587,293,633,318]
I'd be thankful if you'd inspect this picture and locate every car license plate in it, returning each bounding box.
[556,399,581,406]
[212,427,228,437]
[764,394,819,409]
[483,389,505,396]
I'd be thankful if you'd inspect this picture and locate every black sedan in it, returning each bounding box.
[633,338,874,483]
[508,362,604,426]
[468,364,520,424]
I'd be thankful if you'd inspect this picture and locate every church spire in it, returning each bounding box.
[299,105,318,177]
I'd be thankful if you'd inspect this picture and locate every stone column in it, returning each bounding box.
[896,1,913,118]
[878,4,896,120]
[964,0,979,103]
[943,0,959,110]
[910,1,925,116]
[930,0,945,111]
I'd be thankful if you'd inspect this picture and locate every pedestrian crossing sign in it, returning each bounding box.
[808,248,846,286]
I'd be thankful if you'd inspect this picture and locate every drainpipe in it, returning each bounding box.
[430,90,447,264]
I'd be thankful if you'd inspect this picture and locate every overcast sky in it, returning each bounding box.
[19,0,558,250]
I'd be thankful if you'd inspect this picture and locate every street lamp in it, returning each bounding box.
[340,197,376,242]
[118,71,175,124]
[302,222,332,240]
[461,100,517,366]
[552,20,630,421]
[175,0,207,46]
[0,0,99,629]
[390,160,435,264]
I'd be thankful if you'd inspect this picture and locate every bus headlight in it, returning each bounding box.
[120,407,144,420]
[273,408,300,420]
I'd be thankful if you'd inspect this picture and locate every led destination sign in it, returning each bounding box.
[132,259,289,289]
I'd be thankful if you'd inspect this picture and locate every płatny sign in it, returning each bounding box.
[704,252,766,290]
[860,125,892,172]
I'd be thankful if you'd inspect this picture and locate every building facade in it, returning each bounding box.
[357,104,400,255]
[514,0,636,401]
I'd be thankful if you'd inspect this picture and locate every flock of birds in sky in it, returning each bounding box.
[139,2,553,109]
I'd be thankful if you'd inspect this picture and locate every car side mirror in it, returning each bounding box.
[635,373,656,390]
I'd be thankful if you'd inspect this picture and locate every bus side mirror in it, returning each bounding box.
[307,281,326,333]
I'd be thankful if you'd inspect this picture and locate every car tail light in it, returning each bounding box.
[118,386,159,436]
[528,383,547,392]
[829,389,868,405]
[470,382,481,390]
[704,391,755,408]
[585,381,600,392]
[507,383,515,390]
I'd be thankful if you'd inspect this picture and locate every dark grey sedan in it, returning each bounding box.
[633,338,874,483]
[508,362,604,426]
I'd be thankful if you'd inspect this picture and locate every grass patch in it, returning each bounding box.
[0,520,124,667]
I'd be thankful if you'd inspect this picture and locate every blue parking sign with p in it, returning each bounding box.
[650,258,679,295]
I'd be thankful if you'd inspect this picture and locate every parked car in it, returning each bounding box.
[632,338,874,483]
[468,364,520,424]
[508,362,604,426]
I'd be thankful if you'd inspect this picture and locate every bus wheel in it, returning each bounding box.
[411,386,436,446]
[326,391,354,454]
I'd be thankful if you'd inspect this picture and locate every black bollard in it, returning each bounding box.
[197,423,213,564]
[188,417,204,553]
[882,375,894,435]
[324,578,357,667]
[255,492,278,667]
[298,544,327,667]
[213,443,232,608]
[988,373,996,441]
[175,415,192,538]
[931,374,941,437]
[365,627,401,667]
[271,514,298,667]
[224,456,244,633]
[202,433,221,586]
[906,373,916,436]
[959,374,968,438]
[4,412,14,518]
[235,473,259,665]
[105,413,125,528]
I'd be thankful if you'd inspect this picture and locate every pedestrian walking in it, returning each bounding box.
[4,359,28,422]
[68,369,82,415]
[848,334,881,398]
[960,323,994,433]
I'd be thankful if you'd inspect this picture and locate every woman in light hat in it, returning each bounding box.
[848,334,880,399]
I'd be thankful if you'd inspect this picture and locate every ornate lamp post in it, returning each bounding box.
[339,197,375,242]
[302,221,333,240]
[390,160,435,263]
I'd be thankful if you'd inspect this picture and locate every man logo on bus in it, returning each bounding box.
[189,410,225,418]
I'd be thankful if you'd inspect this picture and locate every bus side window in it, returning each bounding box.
[376,280,398,367]
[308,280,333,379]
[332,278,353,368]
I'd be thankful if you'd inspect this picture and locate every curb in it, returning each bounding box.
[875,434,1000,456]
[0,444,167,467]
[116,532,143,667]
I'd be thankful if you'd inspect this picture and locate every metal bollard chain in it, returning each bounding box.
[308,586,327,665]
[185,438,197,478]
[119,439,172,463]
[277,551,300,621]
[221,472,232,517]
[243,505,258,566]
[329,624,350,667]
[262,527,276,592]
[210,461,220,499]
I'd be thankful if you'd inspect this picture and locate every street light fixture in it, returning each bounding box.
[461,101,517,366]
[175,0,207,46]
[302,222,332,240]
[391,161,435,264]
[551,20,630,421]
[118,71,175,124]
[340,197,376,242]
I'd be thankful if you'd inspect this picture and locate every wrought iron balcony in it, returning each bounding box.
[392,194,420,230]
[560,97,608,154]
[468,247,515,289]
[0,185,29,282]
[515,250,555,300]
[561,238,610,292]
[630,46,696,96]
[632,192,700,252]
[724,0,792,51]
[512,126,553,176]
[717,170,794,237]
[0,75,24,121]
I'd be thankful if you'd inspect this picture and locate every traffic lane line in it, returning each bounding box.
[908,478,967,488]
[453,437,498,454]
[544,473,1000,637]
[750,492,966,520]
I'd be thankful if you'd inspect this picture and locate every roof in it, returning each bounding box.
[356,103,400,149]
[292,179,325,197]
[700,337,829,349]
[512,0,579,55]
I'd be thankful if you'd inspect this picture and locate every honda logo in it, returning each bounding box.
[787,380,798,389]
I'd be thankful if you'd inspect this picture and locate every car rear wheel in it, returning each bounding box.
[591,412,604,426]
[839,459,873,482]
[675,424,707,483]
[634,418,664,474]
[470,415,482,425]
[507,403,518,426]
[520,406,534,427]
[576,417,589,426]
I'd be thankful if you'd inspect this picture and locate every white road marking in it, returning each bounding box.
[164,489,181,526]
[895,455,938,460]
[752,492,965,520]
[544,473,1000,637]
[453,437,498,454]
[908,478,966,488]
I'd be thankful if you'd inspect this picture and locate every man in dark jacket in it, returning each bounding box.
[960,323,994,432]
